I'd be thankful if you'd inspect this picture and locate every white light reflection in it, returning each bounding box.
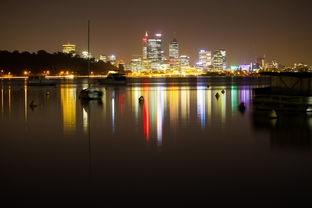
[112,97,115,133]
[83,107,88,133]
[24,81,28,121]
[197,87,205,128]
[156,87,165,146]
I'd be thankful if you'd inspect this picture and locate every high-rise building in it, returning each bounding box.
[197,50,212,69]
[213,50,226,71]
[169,38,179,60]
[169,38,179,69]
[142,32,149,60]
[147,33,162,63]
[62,43,76,54]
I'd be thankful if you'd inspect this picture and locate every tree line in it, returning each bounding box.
[0,50,121,76]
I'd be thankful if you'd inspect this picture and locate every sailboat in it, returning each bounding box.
[79,20,103,100]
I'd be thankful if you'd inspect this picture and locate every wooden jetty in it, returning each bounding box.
[253,72,312,112]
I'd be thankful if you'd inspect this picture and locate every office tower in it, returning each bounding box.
[198,50,212,69]
[147,33,162,63]
[142,32,148,60]
[213,50,226,71]
[169,38,179,60]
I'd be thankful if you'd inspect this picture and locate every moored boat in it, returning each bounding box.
[79,88,103,100]
[27,75,56,86]
[98,71,127,85]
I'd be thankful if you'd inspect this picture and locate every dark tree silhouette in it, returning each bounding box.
[0,50,119,75]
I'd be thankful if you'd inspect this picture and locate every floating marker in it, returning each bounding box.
[139,96,144,102]
[215,92,220,99]
[238,102,246,113]
[268,110,278,119]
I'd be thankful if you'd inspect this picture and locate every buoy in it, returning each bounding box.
[30,100,37,108]
[268,110,278,119]
[215,92,220,99]
[139,96,144,102]
[221,89,225,94]
[238,102,246,113]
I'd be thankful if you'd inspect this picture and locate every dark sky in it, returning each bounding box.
[1,0,312,66]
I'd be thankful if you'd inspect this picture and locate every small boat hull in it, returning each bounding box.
[79,88,103,100]
[27,76,56,86]
[98,73,127,85]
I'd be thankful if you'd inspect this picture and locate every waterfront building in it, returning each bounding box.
[62,43,76,55]
[213,50,226,71]
[239,64,252,73]
[130,58,143,72]
[180,55,190,71]
[142,59,152,71]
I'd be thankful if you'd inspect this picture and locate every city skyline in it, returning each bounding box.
[1,0,312,65]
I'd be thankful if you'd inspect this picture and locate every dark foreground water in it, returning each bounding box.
[0,77,312,207]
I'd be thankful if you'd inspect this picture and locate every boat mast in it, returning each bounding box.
[88,20,90,87]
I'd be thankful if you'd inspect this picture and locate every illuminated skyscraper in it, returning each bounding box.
[169,38,179,69]
[142,32,149,60]
[169,38,179,60]
[197,50,212,69]
[213,50,227,71]
[147,33,162,63]
[62,43,76,54]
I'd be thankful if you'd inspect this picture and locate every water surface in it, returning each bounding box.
[1,77,311,206]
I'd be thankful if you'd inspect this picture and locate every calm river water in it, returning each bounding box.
[0,77,312,207]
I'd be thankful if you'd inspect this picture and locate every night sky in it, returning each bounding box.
[1,0,311,65]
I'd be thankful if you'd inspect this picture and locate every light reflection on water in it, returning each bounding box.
[0,80,311,150]
[1,78,312,205]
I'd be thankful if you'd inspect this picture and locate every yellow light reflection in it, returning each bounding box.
[24,80,28,121]
[61,86,76,134]
[8,86,11,113]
